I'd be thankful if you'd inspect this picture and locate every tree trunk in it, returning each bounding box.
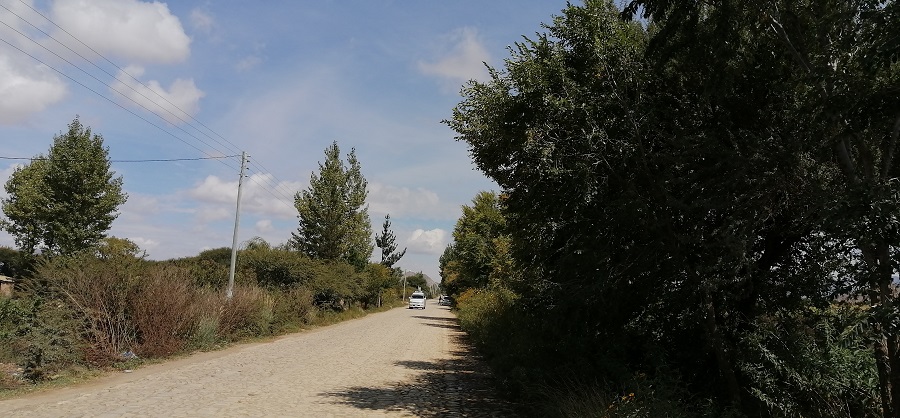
[703,293,742,406]
[862,241,898,417]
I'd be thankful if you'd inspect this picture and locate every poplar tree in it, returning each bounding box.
[374,214,406,268]
[291,141,373,269]
[1,117,127,256]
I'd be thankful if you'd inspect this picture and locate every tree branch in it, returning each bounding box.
[882,112,900,177]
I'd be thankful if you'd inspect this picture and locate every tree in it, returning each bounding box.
[374,214,406,268]
[1,117,127,256]
[290,141,373,269]
[449,191,508,293]
[447,0,890,414]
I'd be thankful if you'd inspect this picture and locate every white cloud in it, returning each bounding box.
[0,53,67,124]
[128,236,159,251]
[110,65,205,124]
[368,182,445,219]
[255,219,273,233]
[51,0,190,64]
[187,173,301,220]
[406,228,446,255]
[418,27,491,88]
[189,8,214,35]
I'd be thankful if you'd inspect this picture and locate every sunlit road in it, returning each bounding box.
[0,303,515,417]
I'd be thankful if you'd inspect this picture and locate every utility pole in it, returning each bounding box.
[226,151,248,300]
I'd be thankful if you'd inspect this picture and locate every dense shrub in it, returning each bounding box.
[241,246,318,288]
[739,305,878,417]
[217,285,273,339]
[0,241,405,391]
[307,261,365,310]
[271,286,316,332]
[0,297,84,382]
[130,266,197,358]
[37,254,144,365]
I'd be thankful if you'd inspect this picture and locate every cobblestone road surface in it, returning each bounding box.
[0,304,515,417]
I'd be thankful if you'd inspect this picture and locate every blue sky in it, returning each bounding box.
[0,0,570,280]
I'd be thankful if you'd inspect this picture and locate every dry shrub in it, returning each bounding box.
[217,285,272,340]
[37,256,142,366]
[272,286,316,331]
[131,266,197,358]
[188,289,223,350]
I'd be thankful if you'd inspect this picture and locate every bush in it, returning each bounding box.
[739,304,879,417]
[17,299,83,382]
[271,286,316,332]
[217,285,273,340]
[130,266,197,358]
[36,254,143,365]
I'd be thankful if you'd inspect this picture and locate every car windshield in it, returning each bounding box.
[411,294,424,299]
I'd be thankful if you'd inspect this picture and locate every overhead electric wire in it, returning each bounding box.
[0,36,240,174]
[12,0,244,157]
[1,3,301,211]
[14,0,293,206]
[13,0,302,204]
[0,8,240,174]
[0,155,239,162]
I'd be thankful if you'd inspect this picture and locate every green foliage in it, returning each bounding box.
[0,296,83,382]
[363,263,396,307]
[270,285,316,332]
[291,141,373,269]
[0,246,32,278]
[739,305,879,417]
[307,261,365,310]
[444,0,896,415]
[441,192,511,298]
[0,117,127,257]
[36,250,145,364]
[241,245,319,288]
[374,214,406,268]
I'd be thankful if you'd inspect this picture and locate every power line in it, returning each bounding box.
[12,0,303,208]
[0,35,240,174]
[10,0,302,202]
[9,0,303,208]
[10,0,244,157]
[0,3,301,212]
[0,12,239,174]
[0,155,239,162]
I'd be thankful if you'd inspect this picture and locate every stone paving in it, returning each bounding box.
[0,304,516,417]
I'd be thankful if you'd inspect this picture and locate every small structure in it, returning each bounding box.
[0,275,14,297]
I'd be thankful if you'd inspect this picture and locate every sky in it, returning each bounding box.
[0,0,571,281]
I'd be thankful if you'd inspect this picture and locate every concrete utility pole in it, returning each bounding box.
[226,151,248,300]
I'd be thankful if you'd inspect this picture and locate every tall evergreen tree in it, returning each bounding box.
[291,141,373,269]
[1,117,127,256]
[374,214,406,268]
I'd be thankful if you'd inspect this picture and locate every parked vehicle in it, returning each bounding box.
[438,295,451,306]
[408,291,426,309]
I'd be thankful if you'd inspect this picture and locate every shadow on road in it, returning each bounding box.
[321,330,516,417]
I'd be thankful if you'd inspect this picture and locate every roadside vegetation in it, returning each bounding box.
[442,0,897,417]
[0,123,417,396]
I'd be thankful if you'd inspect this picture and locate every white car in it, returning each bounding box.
[408,291,426,309]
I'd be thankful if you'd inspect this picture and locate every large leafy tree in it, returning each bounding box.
[623,0,900,413]
[448,0,892,414]
[1,117,127,256]
[441,191,510,298]
[291,141,373,269]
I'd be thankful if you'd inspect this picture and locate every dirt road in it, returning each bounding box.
[0,304,514,417]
